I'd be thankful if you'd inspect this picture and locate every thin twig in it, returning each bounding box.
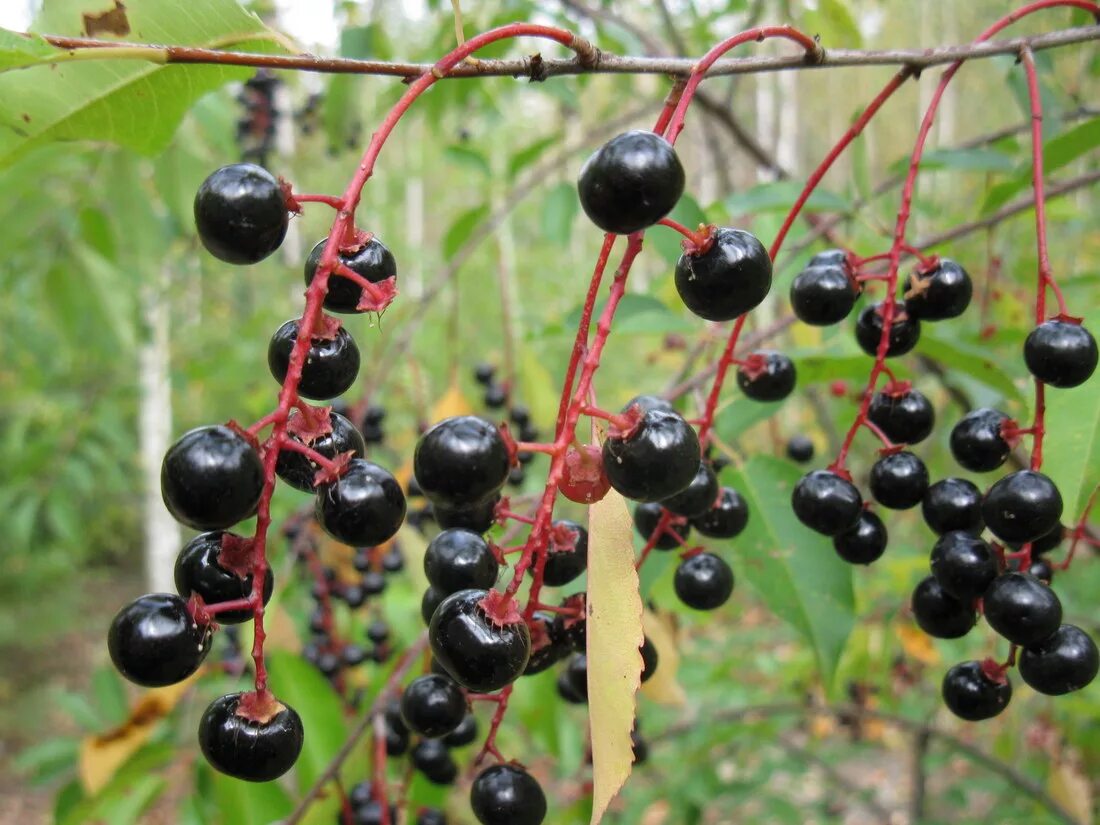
[776,733,894,824]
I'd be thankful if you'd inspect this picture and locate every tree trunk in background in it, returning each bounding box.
[140,269,180,592]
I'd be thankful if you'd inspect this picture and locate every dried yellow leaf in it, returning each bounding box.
[1049,751,1093,825]
[640,608,686,706]
[896,621,940,666]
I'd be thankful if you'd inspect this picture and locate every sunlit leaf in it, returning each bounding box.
[1041,377,1100,518]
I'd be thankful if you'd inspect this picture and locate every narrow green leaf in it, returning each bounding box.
[1041,378,1100,519]
[714,397,786,441]
[918,147,1017,172]
[0,28,55,71]
[444,144,491,176]
[541,182,579,246]
[443,203,489,259]
[91,666,130,727]
[916,327,1027,406]
[508,134,560,179]
[210,767,293,825]
[727,455,854,688]
[13,737,78,780]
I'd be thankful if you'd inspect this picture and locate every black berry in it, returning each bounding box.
[790,260,859,326]
[911,576,977,638]
[922,477,984,535]
[556,670,586,704]
[414,416,511,508]
[429,589,531,693]
[1019,624,1099,696]
[563,653,588,701]
[400,674,466,738]
[660,460,719,518]
[543,520,589,587]
[411,739,458,785]
[1010,522,1065,555]
[424,528,500,595]
[690,486,749,538]
[523,612,571,676]
[268,319,361,401]
[623,394,674,415]
[198,692,304,781]
[791,470,863,536]
[949,408,1011,473]
[833,510,888,565]
[674,227,771,322]
[577,130,684,235]
[982,572,1062,647]
[1025,557,1055,585]
[903,258,972,320]
[474,363,495,385]
[434,496,500,534]
[929,531,998,601]
[484,383,507,409]
[470,763,547,825]
[854,301,921,358]
[1023,319,1098,388]
[941,661,1011,721]
[421,586,448,626]
[633,503,689,550]
[417,808,448,825]
[161,425,264,531]
[276,411,366,492]
[354,801,399,825]
[640,636,659,683]
[786,435,814,463]
[441,713,478,748]
[174,532,273,624]
[108,593,211,686]
[982,470,1063,544]
[869,451,928,510]
[866,388,934,445]
[674,553,734,610]
[304,236,396,314]
[736,351,796,402]
[315,458,406,547]
[194,163,288,264]
[602,409,700,502]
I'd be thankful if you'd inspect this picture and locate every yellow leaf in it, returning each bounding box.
[79,673,199,794]
[431,381,474,421]
[587,424,644,825]
[1049,752,1093,825]
[639,608,686,706]
[896,621,940,666]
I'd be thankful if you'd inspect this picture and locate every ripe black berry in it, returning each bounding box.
[790,261,859,326]
[400,674,466,738]
[1025,557,1055,585]
[791,470,863,536]
[1019,624,1099,695]
[543,520,589,586]
[633,503,689,550]
[174,532,273,624]
[421,586,447,625]
[304,236,396,314]
[198,692,304,781]
[602,409,700,502]
[832,511,887,565]
[194,163,288,264]
[903,258,972,320]
[315,458,406,547]
[556,670,586,704]
[911,576,976,638]
[660,460,719,518]
[922,477,984,535]
[276,411,366,492]
[624,394,674,415]
[415,416,510,508]
[632,729,649,764]
[161,425,264,531]
[577,130,684,235]
[640,636,659,683]
[736,351,796,402]
[434,496,500,534]
[929,531,998,601]
[1023,319,1098,388]
[484,383,507,409]
[417,808,448,825]
[674,227,771,321]
[854,301,921,358]
[424,528,500,595]
[108,593,211,686]
[690,486,749,538]
[949,408,1011,472]
[674,553,734,610]
[866,388,934,445]
[442,712,478,748]
[524,613,571,675]
[411,739,458,785]
[982,470,1063,544]
[429,589,531,692]
[563,654,589,701]
[810,249,848,266]
[941,661,1011,721]
[268,319,361,401]
[354,800,399,825]
[869,451,928,510]
[786,435,814,463]
[474,363,495,385]
[1010,522,1065,555]
[470,763,547,825]
[983,572,1062,647]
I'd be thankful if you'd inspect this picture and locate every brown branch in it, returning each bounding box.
[37,25,1100,79]
[776,733,894,824]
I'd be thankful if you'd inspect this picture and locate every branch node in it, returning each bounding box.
[570,34,600,68]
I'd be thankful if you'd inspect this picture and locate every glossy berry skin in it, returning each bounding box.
[174,532,273,624]
[790,262,858,326]
[674,553,734,610]
[429,589,531,693]
[854,301,921,358]
[660,461,719,518]
[983,573,1062,647]
[198,692,304,782]
[949,408,1011,473]
[161,425,264,531]
[869,451,928,510]
[556,670,586,704]
[791,470,863,536]
[633,503,689,550]
[194,164,288,264]
[421,587,447,626]
[982,470,1063,544]
[424,529,500,595]
[736,351,796,402]
[315,458,406,547]
[942,661,1011,721]
[640,636,659,683]
[810,249,848,266]
[602,409,700,502]
[577,130,684,235]
[674,227,771,322]
[1023,319,1098,388]
[929,531,998,601]
[108,593,211,687]
[304,236,396,314]
[786,435,814,463]
[903,258,972,320]
[911,576,977,639]
[1011,523,1065,555]
[866,388,934,445]
[563,654,589,701]
[354,801,399,825]
[275,412,365,492]
[1019,624,1099,696]
[400,674,466,738]
[922,478,984,535]
[417,809,448,825]
[1025,557,1055,585]
[623,394,674,415]
[832,511,887,565]
[434,496,499,534]
[543,520,589,587]
[410,739,457,785]
[558,443,611,504]
[268,319,361,401]
[523,612,571,675]
[470,764,547,825]
[690,486,749,538]
[442,713,478,748]
[415,416,510,508]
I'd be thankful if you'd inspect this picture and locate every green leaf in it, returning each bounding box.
[562,293,677,332]
[444,144,491,176]
[1041,378,1100,519]
[727,455,854,688]
[508,134,560,179]
[650,193,708,265]
[802,0,863,47]
[918,147,1017,172]
[713,397,786,441]
[53,690,104,731]
[915,327,1027,407]
[0,28,55,71]
[210,767,293,825]
[13,737,78,781]
[0,0,283,167]
[541,182,578,245]
[91,666,129,727]
[725,182,850,216]
[443,203,489,259]
[792,352,907,386]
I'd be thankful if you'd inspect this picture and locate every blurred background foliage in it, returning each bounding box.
[0,0,1098,823]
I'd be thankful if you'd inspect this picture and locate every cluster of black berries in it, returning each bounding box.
[474,363,541,487]
[344,777,450,825]
[236,71,280,167]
